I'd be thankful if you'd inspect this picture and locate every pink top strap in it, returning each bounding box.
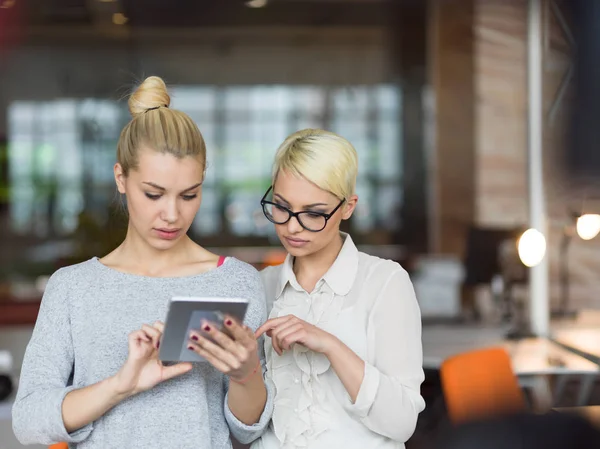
[217,255,226,267]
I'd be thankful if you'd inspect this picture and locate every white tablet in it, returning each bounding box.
[158,296,249,363]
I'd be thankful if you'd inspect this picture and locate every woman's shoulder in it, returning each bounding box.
[217,257,264,291]
[357,251,407,278]
[222,257,286,282]
[36,259,101,308]
[45,258,102,287]
[355,252,412,297]
[220,256,260,277]
[217,258,268,323]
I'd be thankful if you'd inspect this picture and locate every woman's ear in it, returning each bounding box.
[114,163,126,194]
[342,194,359,220]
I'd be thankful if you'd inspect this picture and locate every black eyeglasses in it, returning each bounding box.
[260,186,345,232]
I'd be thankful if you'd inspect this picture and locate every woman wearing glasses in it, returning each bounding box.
[252,129,425,449]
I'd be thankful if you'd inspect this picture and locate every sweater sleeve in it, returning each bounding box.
[12,268,94,445]
[223,262,274,444]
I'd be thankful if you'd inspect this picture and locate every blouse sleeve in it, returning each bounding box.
[343,267,426,442]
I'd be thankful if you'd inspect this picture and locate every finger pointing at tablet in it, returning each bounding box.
[256,315,337,356]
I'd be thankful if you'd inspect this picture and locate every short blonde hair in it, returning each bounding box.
[117,76,206,176]
[272,129,358,200]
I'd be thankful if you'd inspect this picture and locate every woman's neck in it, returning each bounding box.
[110,224,195,275]
[293,233,344,292]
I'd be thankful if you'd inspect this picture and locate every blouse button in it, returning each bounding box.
[294,408,298,413]
[294,378,300,384]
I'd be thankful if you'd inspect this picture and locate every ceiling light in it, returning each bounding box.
[245,0,268,8]
[112,12,128,25]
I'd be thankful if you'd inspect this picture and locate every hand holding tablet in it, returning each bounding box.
[187,316,262,383]
[158,296,261,384]
[159,296,249,363]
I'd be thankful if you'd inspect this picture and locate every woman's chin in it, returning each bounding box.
[148,233,184,251]
[281,241,313,258]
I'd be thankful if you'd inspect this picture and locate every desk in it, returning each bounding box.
[423,325,600,408]
[552,328,600,361]
[423,325,599,375]
[422,325,508,369]
[550,327,600,406]
[505,338,599,376]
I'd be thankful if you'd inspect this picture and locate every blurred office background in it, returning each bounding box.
[3,0,600,448]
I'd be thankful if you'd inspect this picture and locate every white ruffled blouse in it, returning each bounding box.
[251,234,426,449]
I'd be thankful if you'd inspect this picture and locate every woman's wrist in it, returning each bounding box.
[322,334,342,357]
[230,360,262,385]
[107,374,136,401]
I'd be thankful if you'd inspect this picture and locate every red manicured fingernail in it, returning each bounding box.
[203,325,210,332]
[225,320,232,326]
[188,346,194,351]
[191,335,198,341]
[157,341,160,349]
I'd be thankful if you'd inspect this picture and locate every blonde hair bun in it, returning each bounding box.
[128,76,171,118]
[118,74,206,176]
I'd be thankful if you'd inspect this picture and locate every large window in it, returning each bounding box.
[7,84,403,246]
[8,99,124,238]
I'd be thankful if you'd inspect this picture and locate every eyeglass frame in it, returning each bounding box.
[260,185,346,232]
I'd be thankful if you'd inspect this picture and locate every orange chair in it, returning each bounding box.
[49,443,68,449]
[440,347,526,424]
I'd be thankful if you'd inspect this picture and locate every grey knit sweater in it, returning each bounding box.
[12,257,274,448]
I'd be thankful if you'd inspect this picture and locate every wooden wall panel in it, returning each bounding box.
[474,0,528,227]
[429,0,476,256]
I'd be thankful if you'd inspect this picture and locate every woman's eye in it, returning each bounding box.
[145,193,161,200]
[305,212,324,219]
[182,195,198,201]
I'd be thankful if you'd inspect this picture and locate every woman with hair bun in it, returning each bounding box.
[12,76,273,449]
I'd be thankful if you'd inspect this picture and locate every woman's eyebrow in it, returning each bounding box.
[273,193,328,208]
[302,202,328,208]
[142,181,202,193]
